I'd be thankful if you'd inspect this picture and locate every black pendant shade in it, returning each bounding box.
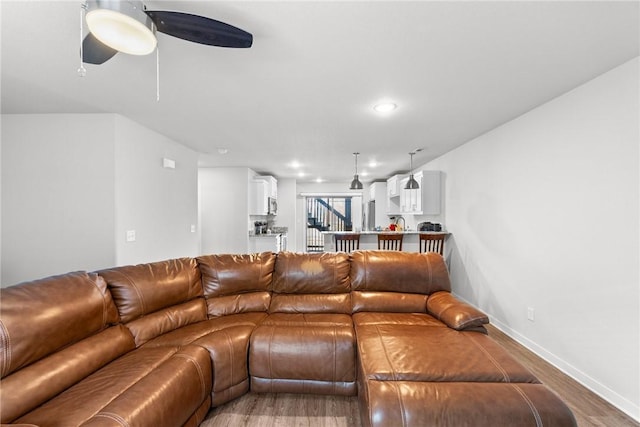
[349,152,363,190]
[404,152,420,190]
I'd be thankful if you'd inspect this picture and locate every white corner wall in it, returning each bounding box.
[422,57,639,419]
[1,113,200,285]
[113,115,199,265]
[1,114,116,285]
[199,167,251,255]
[275,177,298,252]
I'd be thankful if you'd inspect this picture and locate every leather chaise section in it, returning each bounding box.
[362,381,576,427]
[352,312,445,327]
[356,324,538,383]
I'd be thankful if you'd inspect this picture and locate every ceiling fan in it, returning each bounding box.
[81,0,253,65]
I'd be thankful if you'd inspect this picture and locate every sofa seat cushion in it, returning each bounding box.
[142,312,267,348]
[141,313,266,407]
[356,324,537,383]
[249,319,356,395]
[261,313,352,327]
[16,345,212,427]
[352,312,445,327]
[360,381,577,427]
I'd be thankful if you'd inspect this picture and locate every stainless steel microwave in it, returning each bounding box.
[268,197,277,215]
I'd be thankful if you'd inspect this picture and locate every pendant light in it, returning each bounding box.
[404,152,420,190]
[349,152,363,190]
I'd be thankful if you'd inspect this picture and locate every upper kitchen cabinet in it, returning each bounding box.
[257,175,277,199]
[250,175,278,215]
[388,171,441,215]
[386,174,405,214]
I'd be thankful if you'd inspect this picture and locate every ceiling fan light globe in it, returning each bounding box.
[86,9,157,55]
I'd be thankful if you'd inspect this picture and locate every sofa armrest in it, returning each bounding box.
[427,291,489,332]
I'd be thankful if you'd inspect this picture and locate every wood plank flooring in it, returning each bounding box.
[202,324,638,427]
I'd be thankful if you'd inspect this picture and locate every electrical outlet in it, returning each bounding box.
[126,230,136,242]
[527,307,535,322]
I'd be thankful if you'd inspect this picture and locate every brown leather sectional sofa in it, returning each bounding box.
[0,251,576,427]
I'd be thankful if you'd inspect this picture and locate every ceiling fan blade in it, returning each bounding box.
[145,11,253,48]
[82,33,118,65]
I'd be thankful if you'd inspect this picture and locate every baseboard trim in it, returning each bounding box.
[452,293,640,422]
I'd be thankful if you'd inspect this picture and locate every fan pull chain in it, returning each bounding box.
[78,2,87,77]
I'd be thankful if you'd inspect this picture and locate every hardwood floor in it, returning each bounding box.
[202,324,638,427]
[486,325,638,427]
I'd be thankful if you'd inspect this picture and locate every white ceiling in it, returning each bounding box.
[2,1,638,183]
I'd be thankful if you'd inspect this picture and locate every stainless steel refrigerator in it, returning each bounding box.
[367,201,376,230]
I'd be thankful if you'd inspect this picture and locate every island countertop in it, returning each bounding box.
[320,230,450,252]
[321,230,448,235]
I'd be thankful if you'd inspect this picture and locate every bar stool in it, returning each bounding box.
[419,234,445,255]
[377,233,403,251]
[335,233,360,253]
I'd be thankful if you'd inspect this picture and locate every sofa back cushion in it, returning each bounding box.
[270,252,351,314]
[350,251,451,313]
[197,252,276,317]
[99,258,206,346]
[0,271,120,378]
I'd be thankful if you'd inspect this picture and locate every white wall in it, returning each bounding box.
[1,113,200,286]
[420,57,639,419]
[199,167,251,255]
[275,177,297,252]
[1,114,116,285]
[114,116,199,265]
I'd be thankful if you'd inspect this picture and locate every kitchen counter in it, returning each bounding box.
[322,231,447,235]
[321,230,449,253]
[249,232,288,252]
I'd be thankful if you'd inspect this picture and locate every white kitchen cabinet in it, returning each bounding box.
[403,171,441,215]
[420,170,441,215]
[386,175,402,198]
[386,174,405,214]
[250,179,269,215]
[256,175,277,199]
[400,172,422,213]
[391,171,441,215]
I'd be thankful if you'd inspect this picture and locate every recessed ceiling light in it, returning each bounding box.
[289,160,302,169]
[315,177,324,183]
[217,148,229,155]
[368,160,379,168]
[373,102,397,113]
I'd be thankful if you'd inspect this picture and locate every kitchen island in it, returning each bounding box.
[321,231,449,253]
